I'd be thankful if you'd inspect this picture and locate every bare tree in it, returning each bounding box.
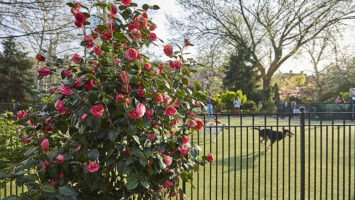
[173,0,355,91]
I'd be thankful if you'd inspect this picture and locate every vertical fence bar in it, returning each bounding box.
[342,122,345,199]
[300,107,306,200]
[331,120,334,199]
[252,115,255,200]
[349,125,352,199]
[337,125,340,200]
[320,120,323,199]
[228,114,231,200]
[314,125,317,200]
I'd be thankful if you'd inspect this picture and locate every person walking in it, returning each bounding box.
[207,97,214,117]
[233,96,241,114]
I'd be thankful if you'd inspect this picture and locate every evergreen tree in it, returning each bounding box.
[0,38,35,103]
[223,45,261,101]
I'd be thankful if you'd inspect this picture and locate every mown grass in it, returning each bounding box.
[185,115,355,200]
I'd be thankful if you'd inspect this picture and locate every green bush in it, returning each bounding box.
[0,112,24,170]
[241,100,257,112]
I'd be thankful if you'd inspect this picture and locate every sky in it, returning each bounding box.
[144,0,355,75]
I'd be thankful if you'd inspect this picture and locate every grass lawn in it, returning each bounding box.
[185,115,355,199]
[0,181,26,199]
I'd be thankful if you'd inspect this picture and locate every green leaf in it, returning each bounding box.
[158,157,166,170]
[88,149,100,160]
[182,78,189,86]
[152,5,160,10]
[24,146,37,157]
[59,185,78,197]
[139,177,149,189]
[66,2,76,8]
[126,176,138,190]
[42,184,56,193]
[132,135,140,145]
[108,130,119,142]
[142,4,149,10]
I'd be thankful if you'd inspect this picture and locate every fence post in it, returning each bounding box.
[300,107,305,200]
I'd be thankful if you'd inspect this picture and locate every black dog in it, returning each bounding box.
[254,128,294,151]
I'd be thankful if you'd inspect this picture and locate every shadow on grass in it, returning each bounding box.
[216,151,266,172]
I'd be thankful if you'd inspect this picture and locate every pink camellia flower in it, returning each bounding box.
[74,12,87,23]
[156,93,163,103]
[55,99,68,114]
[163,180,174,188]
[149,24,157,31]
[136,17,148,30]
[22,136,31,144]
[147,160,153,167]
[120,71,129,84]
[49,87,55,94]
[189,111,195,117]
[173,100,180,108]
[164,106,177,117]
[110,3,118,15]
[101,30,112,40]
[115,94,125,103]
[74,79,81,89]
[164,96,172,105]
[64,69,73,77]
[83,35,94,43]
[87,161,100,173]
[56,154,65,164]
[138,88,145,98]
[145,108,154,120]
[17,110,27,120]
[114,58,121,66]
[72,53,82,63]
[207,153,214,163]
[163,44,173,56]
[58,85,74,96]
[76,144,82,151]
[50,178,58,186]
[124,48,139,61]
[59,172,65,179]
[188,120,197,128]
[38,67,51,76]
[182,136,190,145]
[195,101,201,107]
[148,33,157,41]
[36,53,46,62]
[127,103,146,119]
[169,61,175,69]
[74,21,83,28]
[170,131,175,136]
[90,104,105,118]
[121,0,132,6]
[142,12,148,19]
[81,113,88,121]
[143,63,151,70]
[130,28,142,40]
[41,138,50,152]
[164,156,173,166]
[85,80,96,91]
[175,60,183,69]
[180,146,190,157]
[147,133,156,141]
[41,160,51,170]
[93,46,104,56]
[195,118,204,130]
[121,85,131,93]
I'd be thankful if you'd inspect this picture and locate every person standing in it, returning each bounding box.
[207,97,214,117]
[233,96,241,114]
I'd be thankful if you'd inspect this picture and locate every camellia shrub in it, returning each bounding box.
[1,1,213,199]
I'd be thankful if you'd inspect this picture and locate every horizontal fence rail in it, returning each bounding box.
[1,112,355,199]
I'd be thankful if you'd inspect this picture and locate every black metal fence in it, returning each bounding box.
[1,111,355,199]
[185,111,355,199]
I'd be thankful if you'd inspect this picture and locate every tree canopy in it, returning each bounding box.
[173,0,355,91]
